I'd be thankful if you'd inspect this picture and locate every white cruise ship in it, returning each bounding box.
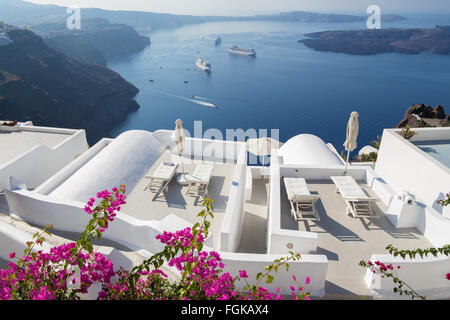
[196,58,211,72]
[228,45,256,56]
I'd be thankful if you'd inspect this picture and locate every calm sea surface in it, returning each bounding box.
[109,14,450,151]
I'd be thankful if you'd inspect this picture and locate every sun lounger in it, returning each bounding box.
[331,176,378,218]
[145,162,178,195]
[283,177,320,221]
[185,164,214,198]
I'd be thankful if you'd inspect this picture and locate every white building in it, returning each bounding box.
[0,121,449,299]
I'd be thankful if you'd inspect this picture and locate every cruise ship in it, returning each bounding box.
[196,58,211,72]
[228,45,256,56]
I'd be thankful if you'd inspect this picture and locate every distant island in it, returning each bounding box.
[0,22,140,144]
[299,26,450,55]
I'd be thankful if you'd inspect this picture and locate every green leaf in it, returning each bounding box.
[266,275,274,284]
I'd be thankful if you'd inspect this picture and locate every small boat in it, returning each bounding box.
[228,45,256,56]
[184,80,189,84]
[196,58,211,72]
[200,35,205,40]
[215,36,222,45]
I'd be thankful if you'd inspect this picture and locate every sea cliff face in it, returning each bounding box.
[31,18,151,66]
[0,23,140,144]
[299,26,450,55]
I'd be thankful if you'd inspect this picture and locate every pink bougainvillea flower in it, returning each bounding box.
[8,252,15,259]
[238,270,248,279]
[446,273,450,280]
[305,276,311,285]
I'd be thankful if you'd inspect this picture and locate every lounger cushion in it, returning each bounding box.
[283,177,311,200]
[151,163,178,180]
[186,165,214,184]
[331,176,368,199]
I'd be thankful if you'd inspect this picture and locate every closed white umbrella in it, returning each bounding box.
[247,137,282,156]
[343,111,359,173]
[174,119,186,184]
[247,137,283,166]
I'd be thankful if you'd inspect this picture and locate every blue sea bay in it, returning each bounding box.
[109,15,450,151]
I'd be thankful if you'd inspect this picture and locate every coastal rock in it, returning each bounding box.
[0,23,140,144]
[397,104,449,128]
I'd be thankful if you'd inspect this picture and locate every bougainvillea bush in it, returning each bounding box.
[0,185,126,300]
[0,185,311,300]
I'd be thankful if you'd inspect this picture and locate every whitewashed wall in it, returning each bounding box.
[0,128,87,191]
[35,139,113,195]
[220,144,248,252]
[220,251,328,297]
[375,128,450,219]
[153,130,245,164]
[3,188,201,254]
[364,253,450,299]
[267,152,319,254]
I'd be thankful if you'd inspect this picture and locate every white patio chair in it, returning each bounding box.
[145,162,178,195]
[283,177,320,221]
[185,164,214,198]
[331,175,378,219]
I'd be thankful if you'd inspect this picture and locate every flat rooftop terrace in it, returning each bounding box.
[278,179,432,297]
[0,129,71,166]
[121,150,237,249]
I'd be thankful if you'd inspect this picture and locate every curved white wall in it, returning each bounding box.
[50,130,165,202]
[278,134,344,166]
[365,253,450,299]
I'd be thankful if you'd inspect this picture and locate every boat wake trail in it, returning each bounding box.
[186,98,218,108]
[150,88,218,109]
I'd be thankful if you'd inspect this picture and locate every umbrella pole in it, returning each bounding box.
[344,150,350,174]
[180,152,185,174]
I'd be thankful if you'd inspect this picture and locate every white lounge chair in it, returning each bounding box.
[185,164,214,198]
[331,176,378,219]
[145,162,179,195]
[283,177,320,221]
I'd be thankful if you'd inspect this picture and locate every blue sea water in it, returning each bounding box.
[109,14,450,151]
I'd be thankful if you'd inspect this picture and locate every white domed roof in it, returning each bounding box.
[278,134,344,166]
[50,130,166,202]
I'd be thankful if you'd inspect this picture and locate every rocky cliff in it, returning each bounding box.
[397,104,449,128]
[31,18,151,66]
[0,23,139,144]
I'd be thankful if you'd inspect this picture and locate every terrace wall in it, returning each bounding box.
[3,188,198,255]
[365,253,450,299]
[220,144,248,252]
[375,128,450,218]
[0,126,88,191]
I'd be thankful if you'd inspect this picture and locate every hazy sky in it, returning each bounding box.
[25,0,450,16]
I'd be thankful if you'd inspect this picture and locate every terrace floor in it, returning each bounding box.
[121,150,237,249]
[0,129,72,166]
[279,179,432,297]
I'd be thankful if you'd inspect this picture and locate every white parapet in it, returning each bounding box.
[365,253,450,299]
